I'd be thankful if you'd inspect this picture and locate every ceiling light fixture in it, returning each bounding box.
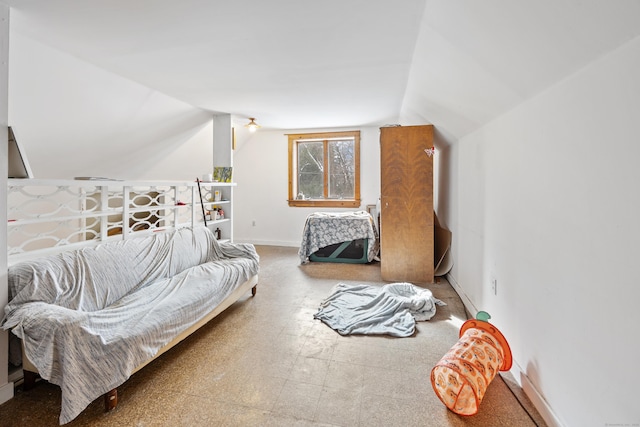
[245,117,260,132]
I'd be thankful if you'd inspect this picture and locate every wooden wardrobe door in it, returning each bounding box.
[380,125,434,283]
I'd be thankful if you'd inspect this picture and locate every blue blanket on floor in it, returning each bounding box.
[314,282,445,337]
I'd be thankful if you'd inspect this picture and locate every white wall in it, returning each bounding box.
[1,3,14,406]
[8,32,214,181]
[233,125,381,246]
[432,35,640,427]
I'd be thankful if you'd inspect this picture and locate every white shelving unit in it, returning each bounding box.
[6,179,237,264]
[198,182,235,243]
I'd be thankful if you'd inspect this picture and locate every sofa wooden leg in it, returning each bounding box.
[22,370,39,391]
[251,285,257,296]
[104,388,118,411]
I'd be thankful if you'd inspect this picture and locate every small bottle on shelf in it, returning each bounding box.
[215,227,221,240]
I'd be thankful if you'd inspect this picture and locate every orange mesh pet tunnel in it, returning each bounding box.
[430,313,512,416]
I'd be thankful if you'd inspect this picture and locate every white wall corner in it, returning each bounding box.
[445,273,478,317]
[212,113,232,168]
[1,3,13,405]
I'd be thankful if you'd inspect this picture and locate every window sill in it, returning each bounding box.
[288,199,361,208]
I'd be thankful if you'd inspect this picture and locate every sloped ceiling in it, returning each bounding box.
[402,1,640,141]
[3,0,640,139]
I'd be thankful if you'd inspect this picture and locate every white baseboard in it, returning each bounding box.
[446,272,563,427]
[510,362,564,427]
[8,366,22,383]
[0,381,14,405]
[234,239,300,247]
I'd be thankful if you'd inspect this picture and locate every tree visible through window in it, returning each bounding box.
[288,131,360,207]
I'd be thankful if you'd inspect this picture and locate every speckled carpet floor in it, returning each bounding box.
[0,245,546,426]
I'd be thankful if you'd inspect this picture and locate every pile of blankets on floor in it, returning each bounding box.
[314,282,445,337]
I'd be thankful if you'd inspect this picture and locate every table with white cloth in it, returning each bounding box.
[298,211,379,264]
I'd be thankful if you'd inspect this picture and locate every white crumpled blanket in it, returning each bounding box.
[314,282,445,337]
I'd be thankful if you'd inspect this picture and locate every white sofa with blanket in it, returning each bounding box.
[2,226,259,424]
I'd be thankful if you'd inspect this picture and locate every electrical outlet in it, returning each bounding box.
[490,275,498,295]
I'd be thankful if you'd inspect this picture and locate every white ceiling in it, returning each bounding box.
[3,0,640,138]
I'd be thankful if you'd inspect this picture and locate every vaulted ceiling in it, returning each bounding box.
[4,0,640,139]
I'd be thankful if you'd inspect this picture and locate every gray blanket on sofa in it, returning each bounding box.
[2,227,259,424]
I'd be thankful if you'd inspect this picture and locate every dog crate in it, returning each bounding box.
[309,238,369,264]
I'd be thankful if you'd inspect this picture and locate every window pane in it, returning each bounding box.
[288,130,360,207]
[297,141,324,199]
[328,139,354,199]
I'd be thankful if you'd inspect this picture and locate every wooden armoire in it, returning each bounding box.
[379,125,434,283]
